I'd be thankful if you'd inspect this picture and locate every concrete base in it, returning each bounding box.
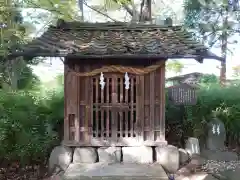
[63,163,168,180]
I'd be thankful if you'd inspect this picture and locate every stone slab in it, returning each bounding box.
[206,118,226,151]
[98,147,121,163]
[73,147,97,163]
[63,163,168,180]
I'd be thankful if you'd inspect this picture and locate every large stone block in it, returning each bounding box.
[48,146,73,172]
[122,146,153,163]
[156,145,179,173]
[73,147,97,163]
[98,147,122,163]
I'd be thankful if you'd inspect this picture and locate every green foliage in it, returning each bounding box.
[0,88,63,165]
[17,66,41,90]
[22,0,81,22]
[189,84,240,136]
[0,1,42,90]
[166,60,184,74]
[232,64,240,77]
[167,83,240,145]
[0,1,27,57]
[199,74,219,84]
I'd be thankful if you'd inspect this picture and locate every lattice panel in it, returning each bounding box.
[91,74,137,139]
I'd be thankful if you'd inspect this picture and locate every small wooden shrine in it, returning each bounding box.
[9,20,222,147]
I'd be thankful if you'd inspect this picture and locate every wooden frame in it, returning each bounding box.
[63,59,167,147]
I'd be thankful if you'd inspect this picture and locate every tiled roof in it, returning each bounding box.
[167,72,204,81]
[9,20,222,61]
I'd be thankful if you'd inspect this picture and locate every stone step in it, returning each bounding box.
[63,177,169,180]
[62,163,169,180]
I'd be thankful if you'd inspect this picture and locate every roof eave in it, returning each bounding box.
[8,51,223,63]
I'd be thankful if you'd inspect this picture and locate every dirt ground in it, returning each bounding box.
[0,163,50,180]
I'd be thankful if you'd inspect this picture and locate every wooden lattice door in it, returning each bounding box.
[91,73,138,145]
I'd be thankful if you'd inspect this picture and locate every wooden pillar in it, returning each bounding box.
[159,62,166,141]
[84,66,90,143]
[64,65,69,142]
[111,74,118,143]
[149,71,155,141]
[143,73,150,142]
[138,75,144,143]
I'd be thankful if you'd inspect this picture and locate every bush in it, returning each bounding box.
[166,83,240,147]
[0,88,63,165]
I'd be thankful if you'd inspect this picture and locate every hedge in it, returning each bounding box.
[1,82,240,165]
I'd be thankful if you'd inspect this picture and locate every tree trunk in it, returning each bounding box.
[78,0,84,21]
[220,10,228,86]
[143,0,152,21]
[131,1,139,23]
[10,58,25,90]
[139,0,152,22]
[112,0,152,22]
[4,0,23,90]
[220,46,227,86]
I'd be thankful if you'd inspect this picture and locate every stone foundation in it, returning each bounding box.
[49,145,190,174]
[70,146,155,164]
[122,146,153,163]
[156,145,180,173]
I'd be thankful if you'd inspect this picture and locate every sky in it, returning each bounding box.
[22,1,240,82]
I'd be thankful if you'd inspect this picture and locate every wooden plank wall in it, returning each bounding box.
[64,64,79,142]
[142,63,166,144]
[64,63,91,144]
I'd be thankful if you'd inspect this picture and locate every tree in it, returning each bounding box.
[166,60,184,75]
[0,0,40,90]
[17,66,40,90]
[113,0,152,22]
[232,64,240,77]
[199,74,219,84]
[22,0,181,25]
[1,0,24,89]
[184,0,240,85]
[22,0,81,22]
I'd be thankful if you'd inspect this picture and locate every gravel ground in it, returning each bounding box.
[202,160,240,173]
